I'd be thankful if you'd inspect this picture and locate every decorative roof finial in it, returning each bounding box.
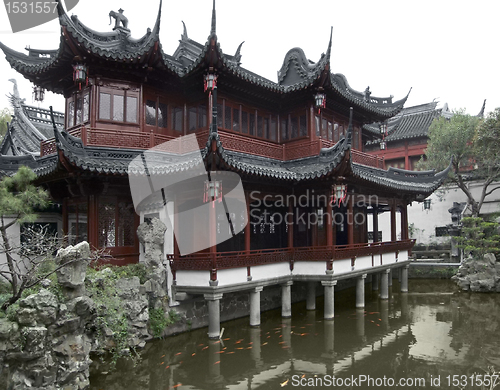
[211,0,216,36]
[326,26,333,60]
[477,99,486,118]
[234,41,244,66]
[181,21,188,40]
[364,86,371,102]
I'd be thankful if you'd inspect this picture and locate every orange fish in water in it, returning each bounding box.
[279,335,283,338]
[267,336,271,339]
[165,365,170,369]
[378,319,382,321]
[235,339,243,344]
[191,353,196,357]
[215,351,225,354]
[171,384,182,389]
[223,338,230,341]
[161,354,165,357]
[369,312,379,315]
[262,342,268,346]
[300,333,309,336]
[226,351,235,354]
[246,347,253,349]
[175,352,182,356]
[202,346,209,351]
[236,347,244,350]
[376,324,380,327]
[281,379,289,387]
[248,342,253,345]
[282,346,290,349]
[214,361,220,365]
[160,362,164,365]
[301,374,306,379]
[198,344,204,347]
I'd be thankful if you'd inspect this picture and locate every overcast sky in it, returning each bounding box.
[1,0,499,117]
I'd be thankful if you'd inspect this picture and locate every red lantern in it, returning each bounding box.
[204,73,218,93]
[331,182,347,206]
[204,179,222,207]
[73,64,88,90]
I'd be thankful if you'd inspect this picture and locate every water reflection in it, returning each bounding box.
[90,280,500,390]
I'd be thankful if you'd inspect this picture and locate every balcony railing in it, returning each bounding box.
[167,239,415,280]
[40,126,384,168]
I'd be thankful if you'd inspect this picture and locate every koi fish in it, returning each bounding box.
[281,379,289,387]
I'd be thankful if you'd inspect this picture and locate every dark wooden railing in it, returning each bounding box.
[167,239,415,281]
[40,127,384,168]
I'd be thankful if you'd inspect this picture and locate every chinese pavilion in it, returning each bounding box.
[0,1,450,336]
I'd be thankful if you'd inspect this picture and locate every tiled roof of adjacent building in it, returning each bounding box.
[0,79,64,156]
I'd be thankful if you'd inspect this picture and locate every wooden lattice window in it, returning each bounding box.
[66,89,90,128]
[98,197,136,248]
[67,201,88,246]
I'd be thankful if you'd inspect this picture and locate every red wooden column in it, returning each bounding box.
[245,192,251,252]
[347,194,354,245]
[88,195,99,250]
[400,203,409,240]
[288,203,294,248]
[62,199,68,240]
[372,206,379,242]
[390,200,397,242]
[326,196,333,247]
[209,193,217,283]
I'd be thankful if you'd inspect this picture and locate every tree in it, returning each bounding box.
[0,108,12,142]
[419,109,500,217]
[0,166,51,309]
[455,216,500,258]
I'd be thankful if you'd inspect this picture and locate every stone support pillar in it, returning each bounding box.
[306,281,316,311]
[322,280,337,320]
[204,293,223,339]
[249,286,263,327]
[281,281,293,318]
[401,265,409,293]
[356,274,367,308]
[380,269,390,300]
[388,269,393,287]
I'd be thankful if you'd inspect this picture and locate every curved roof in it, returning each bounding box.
[364,101,450,146]
[0,1,407,121]
[0,80,64,156]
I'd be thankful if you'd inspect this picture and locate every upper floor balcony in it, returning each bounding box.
[40,126,384,168]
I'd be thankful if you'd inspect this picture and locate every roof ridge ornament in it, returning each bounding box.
[181,21,188,41]
[211,0,216,36]
[109,8,130,32]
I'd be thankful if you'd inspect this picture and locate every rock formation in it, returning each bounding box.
[452,253,500,292]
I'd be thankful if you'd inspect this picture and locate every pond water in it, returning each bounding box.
[90,280,500,389]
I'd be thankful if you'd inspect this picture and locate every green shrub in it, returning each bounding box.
[456,217,500,258]
[149,308,179,338]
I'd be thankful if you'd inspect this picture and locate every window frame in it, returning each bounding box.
[98,86,139,124]
[66,88,90,129]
